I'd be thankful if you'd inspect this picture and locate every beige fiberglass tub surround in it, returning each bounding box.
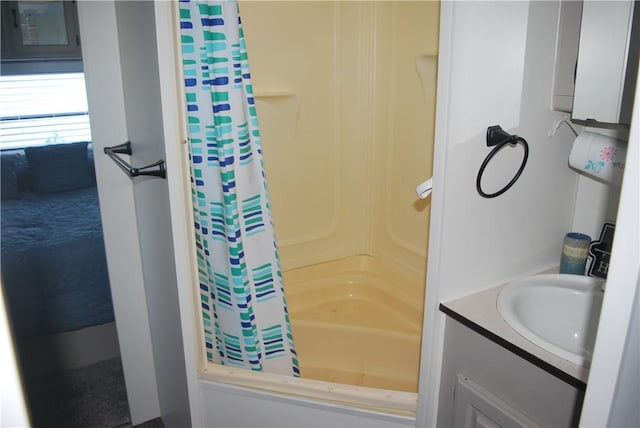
[201,1,438,414]
[286,256,425,393]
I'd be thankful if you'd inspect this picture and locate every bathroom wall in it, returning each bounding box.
[419,2,594,424]
[239,1,439,278]
[427,1,583,303]
[570,128,626,245]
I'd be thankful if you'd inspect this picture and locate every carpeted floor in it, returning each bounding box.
[23,357,133,428]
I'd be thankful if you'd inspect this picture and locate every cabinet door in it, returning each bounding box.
[572,1,639,125]
[1,0,81,60]
[453,374,540,428]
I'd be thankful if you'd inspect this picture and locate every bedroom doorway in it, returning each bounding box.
[0,4,130,426]
[0,72,131,425]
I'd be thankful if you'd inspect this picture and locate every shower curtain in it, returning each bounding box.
[179,0,299,376]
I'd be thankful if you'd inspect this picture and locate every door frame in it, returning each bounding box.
[152,1,203,425]
[77,1,161,423]
[79,1,203,424]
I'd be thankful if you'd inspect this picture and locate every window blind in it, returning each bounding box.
[0,73,92,150]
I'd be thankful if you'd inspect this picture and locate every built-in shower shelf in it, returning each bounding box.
[418,50,438,57]
[254,91,296,98]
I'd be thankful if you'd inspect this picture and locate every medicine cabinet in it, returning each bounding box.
[553,0,639,126]
[1,1,82,61]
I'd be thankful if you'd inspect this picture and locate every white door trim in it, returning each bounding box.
[153,1,204,425]
[77,1,160,423]
[415,1,454,425]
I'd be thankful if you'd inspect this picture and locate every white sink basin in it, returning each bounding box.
[497,274,605,367]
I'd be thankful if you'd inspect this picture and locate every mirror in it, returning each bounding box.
[572,0,639,126]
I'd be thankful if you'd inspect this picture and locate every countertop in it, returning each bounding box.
[440,284,590,390]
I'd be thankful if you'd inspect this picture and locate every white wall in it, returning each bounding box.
[571,174,621,239]
[607,277,640,428]
[580,76,640,427]
[419,2,582,425]
[154,1,205,425]
[570,126,626,243]
[435,1,579,300]
[78,1,161,422]
[113,2,191,426]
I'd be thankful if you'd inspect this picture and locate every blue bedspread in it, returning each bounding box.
[1,186,114,337]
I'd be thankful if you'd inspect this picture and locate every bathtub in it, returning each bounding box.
[285,255,424,393]
[201,255,425,414]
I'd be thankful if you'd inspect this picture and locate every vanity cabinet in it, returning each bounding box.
[437,317,584,428]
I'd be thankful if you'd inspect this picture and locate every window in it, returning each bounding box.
[0,1,82,61]
[0,73,91,150]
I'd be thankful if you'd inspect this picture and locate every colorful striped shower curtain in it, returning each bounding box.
[179,0,299,376]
